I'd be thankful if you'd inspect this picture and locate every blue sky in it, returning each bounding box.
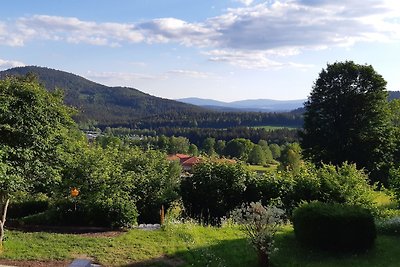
[1,0,400,101]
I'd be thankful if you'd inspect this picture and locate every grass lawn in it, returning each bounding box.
[247,164,278,173]
[2,223,400,267]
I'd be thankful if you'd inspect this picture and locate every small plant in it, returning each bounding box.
[231,201,284,267]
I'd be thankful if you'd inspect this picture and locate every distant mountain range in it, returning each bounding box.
[0,66,205,126]
[178,91,400,112]
[177,97,306,112]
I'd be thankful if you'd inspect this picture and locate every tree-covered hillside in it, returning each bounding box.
[0,66,206,125]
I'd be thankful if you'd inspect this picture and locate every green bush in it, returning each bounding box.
[181,161,251,223]
[389,166,400,202]
[246,162,377,216]
[293,202,376,252]
[21,198,138,228]
[7,199,49,219]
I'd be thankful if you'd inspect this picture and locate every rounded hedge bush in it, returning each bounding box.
[293,201,376,251]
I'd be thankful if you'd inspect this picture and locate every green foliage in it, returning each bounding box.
[246,162,377,215]
[7,199,49,219]
[293,201,376,251]
[301,61,395,184]
[181,161,252,222]
[188,143,199,156]
[388,166,400,202]
[231,202,284,265]
[278,143,302,172]
[202,137,216,156]
[390,99,400,165]
[59,143,181,225]
[224,138,254,160]
[248,145,267,165]
[0,75,76,195]
[269,144,281,159]
[168,136,190,154]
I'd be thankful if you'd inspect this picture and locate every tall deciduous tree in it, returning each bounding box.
[300,61,394,184]
[248,145,267,165]
[0,75,76,246]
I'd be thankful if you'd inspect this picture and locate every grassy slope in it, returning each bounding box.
[2,225,400,267]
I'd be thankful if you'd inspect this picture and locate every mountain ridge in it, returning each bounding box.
[177,97,306,112]
[0,66,206,125]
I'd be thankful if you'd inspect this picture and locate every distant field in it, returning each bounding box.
[252,125,299,130]
[248,164,278,172]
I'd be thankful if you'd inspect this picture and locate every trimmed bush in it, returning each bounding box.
[21,198,138,228]
[293,202,376,252]
[7,200,49,219]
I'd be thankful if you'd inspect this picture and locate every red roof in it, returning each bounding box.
[182,157,201,166]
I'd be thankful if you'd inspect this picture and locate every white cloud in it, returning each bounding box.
[235,0,254,6]
[0,0,399,68]
[138,18,216,47]
[205,49,313,69]
[0,59,26,70]
[14,15,144,47]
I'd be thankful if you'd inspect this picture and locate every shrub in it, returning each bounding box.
[389,166,400,202]
[181,161,251,223]
[246,162,377,216]
[21,198,138,228]
[231,202,284,267]
[7,199,49,219]
[293,202,376,252]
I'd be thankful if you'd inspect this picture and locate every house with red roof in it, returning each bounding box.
[167,154,202,172]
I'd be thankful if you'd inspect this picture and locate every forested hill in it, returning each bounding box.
[0,66,206,125]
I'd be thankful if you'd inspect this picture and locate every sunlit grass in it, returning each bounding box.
[3,212,400,266]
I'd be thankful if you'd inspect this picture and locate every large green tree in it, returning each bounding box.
[300,61,394,183]
[0,75,76,246]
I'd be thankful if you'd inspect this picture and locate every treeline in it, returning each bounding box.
[131,111,303,129]
[95,126,298,147]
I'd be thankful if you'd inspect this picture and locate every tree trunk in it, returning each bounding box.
[258,249,270,267]
[0,198,10,251]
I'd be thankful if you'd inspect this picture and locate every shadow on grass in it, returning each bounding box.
[121,238,257,267]
[273,230,400,267]
[121,230,400,267]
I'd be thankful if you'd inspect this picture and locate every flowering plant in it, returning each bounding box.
[231,202,284,266]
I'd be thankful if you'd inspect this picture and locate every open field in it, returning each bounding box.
[247,164,278,173]
[251,125,299,130]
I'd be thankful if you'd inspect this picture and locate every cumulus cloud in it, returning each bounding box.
[138,18,216,47]
[235,0,254,6]
[0,59,25,70]
[0,0,399,69]
[205,49,312,69]
[16,15,144,46]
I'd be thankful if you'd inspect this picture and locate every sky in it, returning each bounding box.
[0,0,400,101]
